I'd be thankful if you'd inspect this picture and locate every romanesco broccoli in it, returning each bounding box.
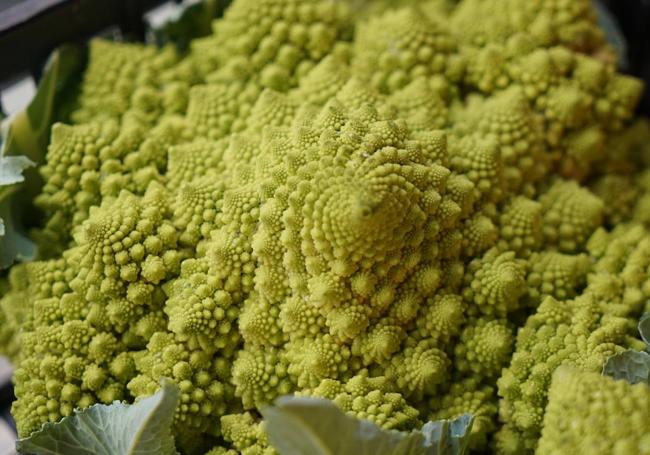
[1,0,650,453]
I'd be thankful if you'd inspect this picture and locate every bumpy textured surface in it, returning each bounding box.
[2,0,650,454]
[537,366,650,455]
[297,372,420,430]
[496,224,650,452]
[192,0,353,89]
[353,7,463,94]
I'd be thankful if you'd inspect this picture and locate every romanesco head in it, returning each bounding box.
[538,366,650,455]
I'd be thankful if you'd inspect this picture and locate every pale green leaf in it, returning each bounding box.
[0,141,35,265]
[2,45,83,164]
[16,379,179,455]
[0,44,84,268]
[638,313,650,349]
[0,155,35,185]
[0,148,37,269]
[0,202,36,268]
[420,416,474,455]
[603,350,650,385]
[0,190,36,269]
[262,396,473,455]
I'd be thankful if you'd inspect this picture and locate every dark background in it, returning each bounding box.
[604,0,650,116]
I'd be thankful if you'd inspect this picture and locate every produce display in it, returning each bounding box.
[1,0,650,453]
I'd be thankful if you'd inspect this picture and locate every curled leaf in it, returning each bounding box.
[638,313,650,349]
[421,415,474,455]
[0,149,37,267]
[262,395,473,455]
[0,198,36,268]
[0,44,84,268]
[602,350,650,385]
[16,379,179,455]
[0,155,35,186]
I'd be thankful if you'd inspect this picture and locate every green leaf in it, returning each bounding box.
[593,0,628,69]
[262,396,473,455]
[602,350,650,385]
[16,379,180,455]
[638,313,650,350]
[420,416,474,455]
[0,44,84,268]
[2,44,83,165]
[0,194,36,268]
[0,147,37,268]
[0,154,35,186]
